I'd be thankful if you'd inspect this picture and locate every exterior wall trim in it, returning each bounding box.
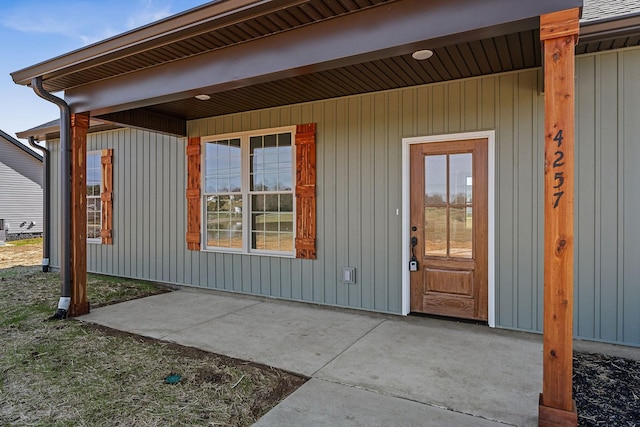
[401,130,496,327]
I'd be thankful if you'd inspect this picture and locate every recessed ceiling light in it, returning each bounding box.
[412,49,433,61]
[195,94,210,101]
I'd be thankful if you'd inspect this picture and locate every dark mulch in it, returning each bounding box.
[574,352,640,427]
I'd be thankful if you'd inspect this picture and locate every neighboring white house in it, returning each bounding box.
[0,130,43,240]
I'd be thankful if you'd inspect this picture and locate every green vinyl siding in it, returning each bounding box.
[575,47,640,345]
[187,72,542,318]
[46,46,640,346]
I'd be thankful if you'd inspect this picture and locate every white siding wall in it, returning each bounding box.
[0,139,43,236]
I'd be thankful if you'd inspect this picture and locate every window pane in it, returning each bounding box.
[229,175,241,193]
[253,232,267,250]
[425,206,447,256]
[217,156,229,173]
[279,232,294,252]
[450,207,473,258]
[278,132,292,147]
[264,194,279,211]
[252,232,280,251]
[277,170,292,191]
[206,194,243,249]
[251,192,293,253]
[86,189,102,240]
[205,139,241,194]
[206,178,219,193]
[87,225,101,239]
[87,168,101,186]
[449,153,472,204]
[263,174,278,191]
[425,155,446,205]
[264,133,277,148]
[86,152,101,213]
[251,132,292,192]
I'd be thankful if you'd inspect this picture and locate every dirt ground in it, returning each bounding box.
[0,240,42,269]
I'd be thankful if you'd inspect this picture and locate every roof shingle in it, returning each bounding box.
[582,0,640,22]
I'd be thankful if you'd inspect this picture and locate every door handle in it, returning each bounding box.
[410,236,419,271]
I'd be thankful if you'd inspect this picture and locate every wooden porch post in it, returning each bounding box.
[69,112,90,317]
[538,8,580,427]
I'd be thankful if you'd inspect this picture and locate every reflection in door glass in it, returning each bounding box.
[450,207,472,258]
[449,153,472,204]
[425,155,446,204]
[423,152,474,259]
[425,206,447,256]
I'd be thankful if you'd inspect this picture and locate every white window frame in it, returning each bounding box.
[86,150,102,244]
[201,125,297,257]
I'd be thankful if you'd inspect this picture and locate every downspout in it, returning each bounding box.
[28,136,50,273]
[31,77,71,319]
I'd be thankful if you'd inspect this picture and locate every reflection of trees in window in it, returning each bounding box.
[450,193,468,204]
[426,194,445,204]
[204,131,294,253]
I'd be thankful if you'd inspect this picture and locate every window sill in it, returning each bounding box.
[200,248,296,259]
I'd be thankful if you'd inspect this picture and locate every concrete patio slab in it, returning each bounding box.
[162,301,384,377]
[315,318,542,426]
[254,378,507,427]
[79,290,551,426]
[80,291,259,339]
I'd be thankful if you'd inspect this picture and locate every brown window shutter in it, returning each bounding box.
[295,123,317,259]
[186,137,201,250]
[100,149,114,244]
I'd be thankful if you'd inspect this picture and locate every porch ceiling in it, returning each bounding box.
[136,29,545,122]
[112,23,640,127]
[17,0,629,137]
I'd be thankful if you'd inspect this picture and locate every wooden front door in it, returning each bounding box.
[410,139,488,320]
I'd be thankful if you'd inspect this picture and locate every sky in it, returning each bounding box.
[0,0,208,146]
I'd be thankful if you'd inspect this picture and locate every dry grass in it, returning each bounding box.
[0,240,305,426]
[0,238,43,269]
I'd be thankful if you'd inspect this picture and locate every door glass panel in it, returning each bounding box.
[425,155,447,204]
[449,153,472,204]
[425,206,447,256]
[423,151,474,259]
[450,207,473,258]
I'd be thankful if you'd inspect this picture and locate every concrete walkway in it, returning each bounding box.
[80,289,546,426]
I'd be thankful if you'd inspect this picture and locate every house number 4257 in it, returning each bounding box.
[552,129,565,209]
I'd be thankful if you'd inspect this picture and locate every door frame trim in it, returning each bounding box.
[401,130,496,327]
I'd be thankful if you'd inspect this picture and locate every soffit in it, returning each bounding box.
[64,0,584,120]
[24,0,394,94]
[118,26,640,122]
[142,29,544,121]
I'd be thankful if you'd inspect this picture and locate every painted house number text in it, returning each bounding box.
[552,129,565,208]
